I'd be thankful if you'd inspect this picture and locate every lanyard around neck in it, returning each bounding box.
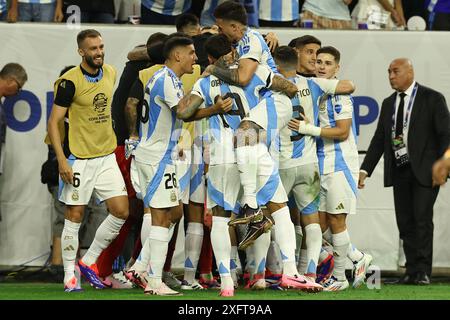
[391,83,419,134]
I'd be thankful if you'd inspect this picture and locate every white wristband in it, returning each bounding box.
[298,121,321,137]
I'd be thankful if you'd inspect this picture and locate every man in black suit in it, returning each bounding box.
[358,58,450,285]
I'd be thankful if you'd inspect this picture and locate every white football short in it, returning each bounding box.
[207,163,242,213]
[319,170,358,215]
[59,153,127,205]
[279,163,320,215]
[243,93,292,146]
[189,162,206,204]
[131,159,179,209]
[254,150,288,206]
[175,157,191,205]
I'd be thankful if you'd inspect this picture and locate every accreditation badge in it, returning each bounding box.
[392,135,410,167]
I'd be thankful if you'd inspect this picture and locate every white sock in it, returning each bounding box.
[61,219,81,284]
[236,145,258,208]
[272,206,297,276]
[294,224,303,264]
[183,222,204,283]
[130,214,153,272]
[347,243,364,263]
[141,213,152,245]
[323,228,333,252]
[332,229,350,281]
[230,245,238,286]
[245,246,255,276]
[252,230,271,276]
[297,249,308,275]
[319,247,329,263]
[266,230,282,274]
[81,214,125,266]
[147,226,170,287]
[305,223,321,276]
[133,238,150,273]
[211,216,233,289]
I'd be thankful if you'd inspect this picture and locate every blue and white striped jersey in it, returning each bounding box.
[134,66,184,165]
[0,0,6,14]
[233,28,278,74]
[316,94,359,175]
[141,0,191,16]
[17,0,55,3]
[200,0,227,26]
[191,65,273,165]
[259,0,299,22]
[201,0,259,27]
[274,76,338,169]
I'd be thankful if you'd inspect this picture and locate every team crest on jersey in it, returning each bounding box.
[93,93,107,113]
[242,45,250,54]
[335,104,342,114]
[170,190,177,202]
[72,190,79,201]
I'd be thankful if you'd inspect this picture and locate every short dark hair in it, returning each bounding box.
[204,34,232,60]
[59,65,76,77]
[288,35,321,50]
[316,46,341,63]
[214,1,247,25]
[163,36,194,60]
[146,32,169,48]
[77,29,101,48]
[0,63,28,84]
[273,46,298,71]
[175,13,199,33]
[146,33,169,63]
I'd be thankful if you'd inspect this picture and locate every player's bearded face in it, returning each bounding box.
[80,36,105,69]
[85,51,105,69]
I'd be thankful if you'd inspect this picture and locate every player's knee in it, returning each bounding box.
[327,214,346,230]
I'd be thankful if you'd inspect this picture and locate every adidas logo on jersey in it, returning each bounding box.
[64,245,75,251]
[335,203,345,210]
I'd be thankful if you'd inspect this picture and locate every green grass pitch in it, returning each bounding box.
[1,282,450,300]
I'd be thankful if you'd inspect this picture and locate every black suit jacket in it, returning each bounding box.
[361,83,450,187]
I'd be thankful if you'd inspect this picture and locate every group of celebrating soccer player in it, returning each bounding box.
[47,1,373,297]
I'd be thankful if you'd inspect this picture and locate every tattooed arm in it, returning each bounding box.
[125,97,140,139]
[210,58,258,87]
[270,75,298,98]
[176,94,204,120]
[177,93,233,122]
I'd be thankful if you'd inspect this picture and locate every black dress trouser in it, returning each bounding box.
[392,164,439,276]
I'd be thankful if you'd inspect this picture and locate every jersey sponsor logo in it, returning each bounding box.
[64,245,75,251]
[93,93,107,113]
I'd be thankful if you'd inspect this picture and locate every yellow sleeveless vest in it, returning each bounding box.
[53,64,117,158]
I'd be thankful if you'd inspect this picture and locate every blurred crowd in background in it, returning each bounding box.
[0,0,449,31]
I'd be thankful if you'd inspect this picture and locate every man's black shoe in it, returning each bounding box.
[384,273,415,285]
[228,204,263,226]
[238,215,273,250]
[414,272,431,285]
